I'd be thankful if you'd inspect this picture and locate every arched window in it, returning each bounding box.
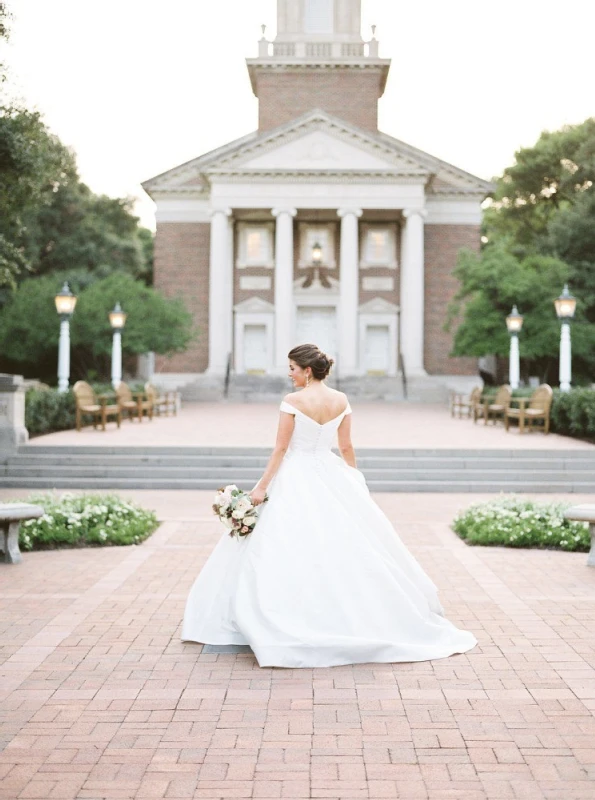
[304,0,334,34]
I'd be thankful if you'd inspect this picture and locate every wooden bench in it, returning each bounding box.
[450,386,483,421]
[115,382,154,422]
[73,381,121,432]
[483,384,512,426]
[505,384,553,434]
[145,383,178,416]
[563,505,595,566]
[0,503,44,564]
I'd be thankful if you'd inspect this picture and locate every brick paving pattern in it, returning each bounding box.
[24,403,595,450]
[1,491,595,800]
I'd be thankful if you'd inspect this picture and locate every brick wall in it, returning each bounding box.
[256,69,382,132]
[153,222,210,374]
[424,225,480,376]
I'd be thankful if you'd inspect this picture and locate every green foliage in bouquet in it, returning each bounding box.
[17,493,158,550]
[453,496,589,552]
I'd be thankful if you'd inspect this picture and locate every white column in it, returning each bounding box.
[509,334,520,390]
[400,208,427,377]
[338,208,362,376]
[559,322,572,392]
[57,318,71,393]
[207,208,233,375]
[111,331,122,389]
[272,208,297,372]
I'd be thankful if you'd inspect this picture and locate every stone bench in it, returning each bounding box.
[564,505,595,566]
[0,503,44,564]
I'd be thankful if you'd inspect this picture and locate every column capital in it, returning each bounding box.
[402,207,427,220]
[210,207,232,219]
[337,208,363,219]
[272,207,297,218]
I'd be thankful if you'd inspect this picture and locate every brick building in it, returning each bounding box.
[143,0,492,395]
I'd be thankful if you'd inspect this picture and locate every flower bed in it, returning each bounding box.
[452,496,589,552]
[18,493,158,550]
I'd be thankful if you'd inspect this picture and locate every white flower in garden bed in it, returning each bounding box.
[452,496,589,552]
[13,492,158,551]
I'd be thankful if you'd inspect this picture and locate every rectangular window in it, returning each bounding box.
[305,0,334,34]
[246,230,263,262]
[369,231,388,262]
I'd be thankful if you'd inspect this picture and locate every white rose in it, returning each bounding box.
[220,517,234,529]
[232,508,246,520]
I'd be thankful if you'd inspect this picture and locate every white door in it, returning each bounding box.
[295,307,337,359]
[243,325,268,374]
[365,325,390,375]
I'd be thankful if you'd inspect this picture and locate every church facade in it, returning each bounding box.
[143,0,491,390]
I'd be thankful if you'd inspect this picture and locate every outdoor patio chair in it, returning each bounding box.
[115,382,154,422]
[73,381,121,432]
[450,386,483,421]
[505,384,553,434]
[145,383,177,416]
[483,384,512,426]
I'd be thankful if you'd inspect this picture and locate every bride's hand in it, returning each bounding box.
[250,486,267,506]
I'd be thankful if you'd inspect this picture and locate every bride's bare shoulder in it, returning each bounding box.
[282,392,300,409]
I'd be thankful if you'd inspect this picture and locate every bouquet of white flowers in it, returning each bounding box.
[212,484,267,538]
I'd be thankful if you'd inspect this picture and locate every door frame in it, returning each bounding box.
[234,297,275,374]
[358,298,399,377]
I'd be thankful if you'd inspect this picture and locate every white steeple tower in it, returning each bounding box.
[277,0,362,43]
[247,0,390,132]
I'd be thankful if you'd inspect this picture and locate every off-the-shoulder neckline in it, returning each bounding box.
[280,400,351,427]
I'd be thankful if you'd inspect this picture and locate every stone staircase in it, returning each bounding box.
[1,446,594,492]
[180,374,452,403]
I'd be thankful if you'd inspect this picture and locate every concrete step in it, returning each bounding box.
[6,453,595,471]
[0,476,593,493]
[3,465,595,483]
[2,446,594,492]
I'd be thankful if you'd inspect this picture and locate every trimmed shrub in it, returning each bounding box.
[550,388,595,439]
[18,493,159,550]
[453,496,589,552]
[25,388,76,436]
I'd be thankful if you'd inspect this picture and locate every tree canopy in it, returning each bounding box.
[0,272,194,383]
[450,117,595,383]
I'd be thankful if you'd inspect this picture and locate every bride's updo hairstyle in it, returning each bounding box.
[288,343,335,380]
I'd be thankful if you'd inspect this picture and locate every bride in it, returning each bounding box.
[182,343,477,668]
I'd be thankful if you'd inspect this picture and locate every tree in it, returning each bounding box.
[20,182,153,283]
[0,106,77,288]
[447,246,595,383]
[0,271,194,382]
[485,118,595,255]
[451,117,595,384]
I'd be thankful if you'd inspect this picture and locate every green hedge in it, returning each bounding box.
[18,493,158,550]
[453,496,589,552]
[25,388,76,436]
[550,388,595,439]
[25,383,148,437]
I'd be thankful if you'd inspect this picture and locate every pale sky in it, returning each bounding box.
[2,0,594,230]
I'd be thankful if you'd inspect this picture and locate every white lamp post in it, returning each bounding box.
[109,302,127,389]
[54,282,77,393]
[505,305,523,390]
[554,284,576,392]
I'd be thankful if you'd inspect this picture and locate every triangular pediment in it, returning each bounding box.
[143,110,493,196]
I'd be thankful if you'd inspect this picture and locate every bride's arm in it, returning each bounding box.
[250,411,295,504]
[337,415,357,468]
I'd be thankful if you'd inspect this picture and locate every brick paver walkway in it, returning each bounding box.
[25,404,595,450]
[1,491,595,800]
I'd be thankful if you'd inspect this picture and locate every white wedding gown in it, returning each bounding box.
[182,401,477,668]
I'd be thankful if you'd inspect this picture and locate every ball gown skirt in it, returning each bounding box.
[181,401,477,668]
